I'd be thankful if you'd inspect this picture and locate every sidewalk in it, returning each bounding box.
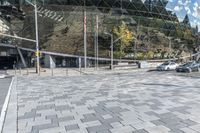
[2,71,200,133]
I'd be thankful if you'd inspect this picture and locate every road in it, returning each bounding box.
[0,77,12,112]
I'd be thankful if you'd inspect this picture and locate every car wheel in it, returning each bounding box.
[167,67,170,71]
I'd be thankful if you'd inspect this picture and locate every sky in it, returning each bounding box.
[165,0,200,30]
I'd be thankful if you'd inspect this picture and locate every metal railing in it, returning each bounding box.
[10,67,91,77]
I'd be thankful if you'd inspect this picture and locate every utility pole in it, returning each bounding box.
[83,0,87,69]
[94,15,97,70]
[104,32,113,70]
[135,18,140,59]
[94,13,99,70]
[25,0,40,74]
[120,0,123,15]
[168,37,172,58]
[104,32,126,70]
[35,3,40,74]
[96,14,99,70]
[121,0,122,10]
[111,34,113,70]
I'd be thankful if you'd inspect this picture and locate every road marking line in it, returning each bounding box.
[0,77,14,133]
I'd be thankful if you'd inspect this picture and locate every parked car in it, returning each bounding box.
[176,61,200,73]
[157,61,178,71]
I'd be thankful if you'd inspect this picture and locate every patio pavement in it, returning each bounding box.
[2,71,200,133]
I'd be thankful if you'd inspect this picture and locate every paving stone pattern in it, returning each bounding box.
[16,72,200,133]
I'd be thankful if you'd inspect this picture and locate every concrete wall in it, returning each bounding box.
[44,55,56,68]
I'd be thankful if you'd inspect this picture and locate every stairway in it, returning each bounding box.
[0,18,9,33]
[37,6,64,22]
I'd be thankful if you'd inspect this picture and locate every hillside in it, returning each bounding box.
[7,5,200,60]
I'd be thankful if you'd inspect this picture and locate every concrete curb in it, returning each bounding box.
[0,77,14,133]
[1,77,17,133]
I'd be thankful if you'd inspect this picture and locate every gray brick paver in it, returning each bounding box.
[170,129,185,133]
[65,124,79,131]
[133,129,148,133]
[180,127,200,133]
[12,72,200,133]
[86,125,112,133]
[31,123,59,133]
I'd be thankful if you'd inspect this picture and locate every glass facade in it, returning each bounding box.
[0,0,200,59]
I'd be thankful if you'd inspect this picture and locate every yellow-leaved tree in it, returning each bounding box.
[184,28,192,40]
[113,21,134,59]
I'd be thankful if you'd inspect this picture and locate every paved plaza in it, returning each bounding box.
[3,71,200,133]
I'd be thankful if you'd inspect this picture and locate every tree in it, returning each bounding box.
[113,21,134,59]
[184,28,192,40]
[175,24,184,39]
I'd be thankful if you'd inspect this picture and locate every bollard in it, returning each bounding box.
[79,57,81,71]
[19,68,22,75]
[39,66,41,76]
[80,66,82,75]
[14,68,16,75]
[39,68,40,76]
[27,68,29,75]
[66,68,68,76]
[51,68,54,76]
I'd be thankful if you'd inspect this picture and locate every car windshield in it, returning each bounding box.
[162,62,170,65]
[182,62,194,67]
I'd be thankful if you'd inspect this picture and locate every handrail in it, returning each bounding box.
[70,68,89,75]
[0,43,200,62]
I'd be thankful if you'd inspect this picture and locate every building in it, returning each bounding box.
[0,0,199,69]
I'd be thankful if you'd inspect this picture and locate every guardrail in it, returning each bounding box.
[1,42,200,71]
[1,43,199,62]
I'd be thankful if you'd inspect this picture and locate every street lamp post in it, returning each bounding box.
[104,32,113,70]
[25,0,40,74]
[83,0,87,69]
[94,14,99,70]
[111,34,113,70]
[104,32,126,70]
[167,37,173,58]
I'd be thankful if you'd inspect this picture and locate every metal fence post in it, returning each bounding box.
[79,57,82,75]
[14,68,16,75]
[51,68,53,76]
[19,68,22,75]
[27,68,29,75]
[66,68,68,76]
[79,57,81,71]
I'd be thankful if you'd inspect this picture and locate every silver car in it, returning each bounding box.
[157,61,178,71]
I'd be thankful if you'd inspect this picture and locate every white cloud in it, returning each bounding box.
[141,0,146,3]
[185,6,191,14]
[194,2,198,7]
[192,2,200,18]
[166,0,200,31]
[177,17,184,22]
[174,6,183,11]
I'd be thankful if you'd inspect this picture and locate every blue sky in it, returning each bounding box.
[165,0,200,30]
